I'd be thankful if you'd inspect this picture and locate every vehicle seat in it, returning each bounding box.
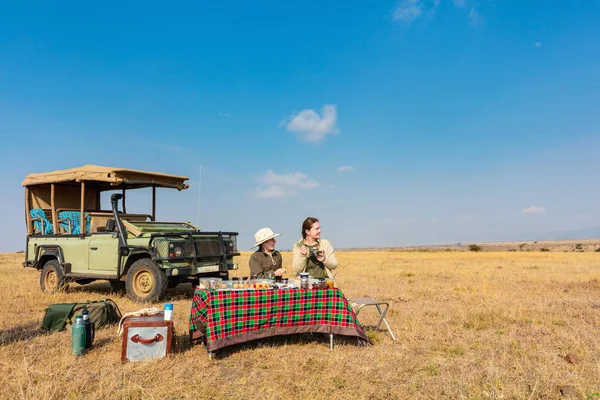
[57,211,91,234]
[30,208,54,235]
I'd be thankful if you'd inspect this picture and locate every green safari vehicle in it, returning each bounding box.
[22,165,239,302]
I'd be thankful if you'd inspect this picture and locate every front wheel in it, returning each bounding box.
[125,259,168,303]
[40,260,67,293]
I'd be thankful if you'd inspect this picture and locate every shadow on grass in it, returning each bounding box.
[67,281,118,296]
[67,281,197,302]
[90,336,115,350]
[0,321,48,346]
[184,333,369,359]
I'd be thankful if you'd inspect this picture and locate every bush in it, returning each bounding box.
[468,244,482,252]
[575,243,583,250]
[595,248,600,252]
[540,248,550,252]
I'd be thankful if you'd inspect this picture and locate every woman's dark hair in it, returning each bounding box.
[302,217,319,239]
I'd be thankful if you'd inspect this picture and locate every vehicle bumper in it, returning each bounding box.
[164,267,192,277]
[161,262,237,276]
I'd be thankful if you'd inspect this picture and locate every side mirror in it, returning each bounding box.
[105,219,116,232]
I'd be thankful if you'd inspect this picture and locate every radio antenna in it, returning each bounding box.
[195,165,202,229]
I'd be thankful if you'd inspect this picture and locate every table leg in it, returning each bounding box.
[375,304,397,341]
[374,304,388,330]
[330,334,333,351]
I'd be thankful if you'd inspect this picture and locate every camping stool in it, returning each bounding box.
[348,298,397,341]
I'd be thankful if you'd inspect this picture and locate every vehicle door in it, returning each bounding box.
[59,236,93,274]
[88,233,119,273]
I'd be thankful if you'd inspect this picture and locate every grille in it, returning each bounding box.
[194,236,223,255]
[154,238,171,258]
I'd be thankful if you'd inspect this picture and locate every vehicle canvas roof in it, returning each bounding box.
[22,165,190,191]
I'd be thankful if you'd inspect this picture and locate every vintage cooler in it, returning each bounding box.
[120,313,173,362]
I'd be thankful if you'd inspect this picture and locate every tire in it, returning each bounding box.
[125,259,168,303]
[40,260,67,293]
[109,280,126,292]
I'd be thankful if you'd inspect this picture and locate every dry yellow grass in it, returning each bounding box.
[1,250,599,399]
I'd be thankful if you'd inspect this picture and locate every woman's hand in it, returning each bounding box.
[316,250,326,263]
[299,245,308,256]
[274,268,286,277]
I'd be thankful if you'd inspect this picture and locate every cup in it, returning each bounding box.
[300,272,309,289]
[164,303,173,321]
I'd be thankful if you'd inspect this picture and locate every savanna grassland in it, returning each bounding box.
[1,250,599,399]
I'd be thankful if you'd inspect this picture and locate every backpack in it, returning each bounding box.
[41,298,123,333]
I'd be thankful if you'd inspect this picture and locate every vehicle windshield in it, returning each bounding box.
[125,221,197,233]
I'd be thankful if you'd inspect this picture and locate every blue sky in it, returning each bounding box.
[1,0,600,252]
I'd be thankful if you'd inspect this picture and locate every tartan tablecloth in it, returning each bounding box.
[189,288,370,351]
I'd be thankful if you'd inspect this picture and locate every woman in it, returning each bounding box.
[249,227,287,279]
[292,217,338,280]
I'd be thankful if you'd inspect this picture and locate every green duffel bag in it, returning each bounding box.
[41,298,123,333]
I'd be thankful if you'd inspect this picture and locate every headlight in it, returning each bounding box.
[168,243,184,258]
[173,246,183,257]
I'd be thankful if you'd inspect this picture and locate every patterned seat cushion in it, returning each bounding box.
[57,211,91,234]
[30,208,54,235]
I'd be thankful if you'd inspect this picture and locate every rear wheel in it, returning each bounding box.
[125,259,168,303]
[40,260,67,293]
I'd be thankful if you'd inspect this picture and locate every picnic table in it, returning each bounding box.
[189,287,370,353]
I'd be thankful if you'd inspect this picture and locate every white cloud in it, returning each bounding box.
[218,113,232,118]
[519,206,546,216]
[282,104,339,143]
[337,165,355,172]
[252,170,318,199]
[468,8,484,26]
[393,0,483,26]
[535,42,542,47]
[393,0,422,22]
[253,186,286,199]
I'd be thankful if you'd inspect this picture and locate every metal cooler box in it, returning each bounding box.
[120,313,173,362]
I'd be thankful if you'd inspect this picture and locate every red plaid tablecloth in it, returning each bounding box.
[189,288,369,351]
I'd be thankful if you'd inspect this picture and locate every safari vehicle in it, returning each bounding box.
[22,165,239,302]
